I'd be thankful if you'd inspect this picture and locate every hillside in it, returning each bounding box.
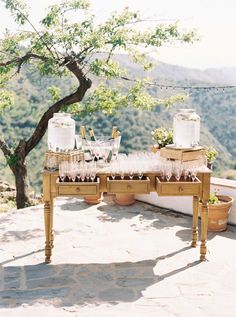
[0,56,236,192]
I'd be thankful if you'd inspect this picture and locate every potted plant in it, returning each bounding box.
[206,191,234,231]
[151,127,173,152]
[205,146,218,170]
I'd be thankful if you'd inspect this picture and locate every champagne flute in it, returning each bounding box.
[165,161,172,182]
[138,167,143,180]
[183,169,188,181]
[120,170,125,180]
[90,165,96,182]
[80,170,86,182]
[111,163,116,180]
[59,161,66,182]
[173,161,183,181]
[160,162,166,181]
[190,168,197,181]
[86,171,90,182]
[129,168,134,180]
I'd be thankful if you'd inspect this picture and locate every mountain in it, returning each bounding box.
[0,55,236,192]
[199,67,236,85]
[114,55,236,84]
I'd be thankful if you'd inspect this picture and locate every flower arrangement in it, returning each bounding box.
[151,127,173,149]
[205,146,218,164]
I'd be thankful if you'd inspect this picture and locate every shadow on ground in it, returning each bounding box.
[0,246,199,308]
[0,229,44,243]
[176,222,236,242]
[97,196,189,229]
[59,197,92,212]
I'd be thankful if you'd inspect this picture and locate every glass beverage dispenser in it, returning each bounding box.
[173,109,200,148]
[48,113,75,152]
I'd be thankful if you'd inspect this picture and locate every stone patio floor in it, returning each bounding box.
[0,195,236,317]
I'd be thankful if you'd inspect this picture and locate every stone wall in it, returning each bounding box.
[0,179,16,212]
[0,180,43,212]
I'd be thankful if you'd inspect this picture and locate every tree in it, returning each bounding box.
[0,0,196,208]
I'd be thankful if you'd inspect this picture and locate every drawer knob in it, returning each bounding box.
[76,187,81,192]
[127,185,132,190]
[178,186,184,192]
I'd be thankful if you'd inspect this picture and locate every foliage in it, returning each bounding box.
[48,85,61,103]
[0,74,14,112]
[209,192,220,205]
[151,127,173,148]
[6,153,19,167]
[0,0,196,115]
[205,146,218,163]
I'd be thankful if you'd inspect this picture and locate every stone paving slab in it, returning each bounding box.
[0,196,236,316]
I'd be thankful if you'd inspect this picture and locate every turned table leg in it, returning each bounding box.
[200,200,209,261]
[191,196,199,247]
[50,198,54,248]
[44,200,53,263]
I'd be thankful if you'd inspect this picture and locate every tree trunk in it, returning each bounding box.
[12,159,30,209]
[9,140,30,209]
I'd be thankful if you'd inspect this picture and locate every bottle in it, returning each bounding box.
[80,126,87,144]
[107,149,113,163]
[114,130,121,139]
[111,126,117,139]
[89,128,96,141]
[112,131,121,158]
[80,125,92,161]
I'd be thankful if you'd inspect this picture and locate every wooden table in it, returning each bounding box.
[43,170,211,263]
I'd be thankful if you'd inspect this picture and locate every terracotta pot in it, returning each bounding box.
[114,194,135,206]
[84,192,103,205]
[206,195,234,232]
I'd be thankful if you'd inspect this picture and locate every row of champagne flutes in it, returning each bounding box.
[108,153,201,181]
[108,152,160,180]
[160,159,198,182]
[57,152,204,182]
[58,161,97,182]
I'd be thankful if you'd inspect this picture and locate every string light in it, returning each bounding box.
[151,84,235,91]
[120,76,236,91]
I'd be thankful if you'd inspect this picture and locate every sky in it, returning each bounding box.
[0,0,236,69]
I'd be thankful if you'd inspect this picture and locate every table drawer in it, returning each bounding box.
[57,178,99,196]
[107,176,150,194]
[156,176,201,196]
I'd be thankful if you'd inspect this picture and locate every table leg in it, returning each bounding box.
[200,200,209,261]
[191,196,199,247]
[50,198,54,248]
[44,200,52,263]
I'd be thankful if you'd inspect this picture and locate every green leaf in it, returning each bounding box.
[48,85,61,102]
[4,0,29,25]
[0,89,14,112]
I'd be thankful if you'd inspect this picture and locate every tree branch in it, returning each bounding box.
[0,137,12,157]
[65,60,85,83]
[0,53,51,71]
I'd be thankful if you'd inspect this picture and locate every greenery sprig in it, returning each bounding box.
[205,146,218,163]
